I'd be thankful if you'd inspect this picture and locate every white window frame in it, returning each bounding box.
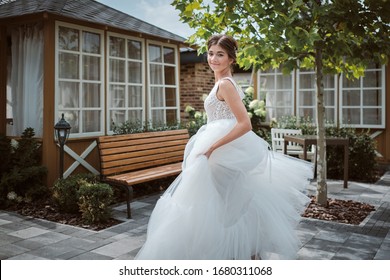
[257,68,294,122]
[106,32,145,134]
[340,65,385,129]
[296,69,337,123]
[146,40,180,126]
[55,21,105,138]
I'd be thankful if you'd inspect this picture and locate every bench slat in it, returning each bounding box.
[101,153,184,175]
[97,129,189,218]
[105,162,182,185]
[99,139,188,156]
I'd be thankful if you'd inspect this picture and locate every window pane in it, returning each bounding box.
[83,83,100,107]
[165,88,176,106]
[83,55,100,80]
[298,108,315,119]
[152,109,164,125]
[274,108,293,118]
[151,87,164,107]
[111,85,125,108]
[325,108,335,123]
[299,91,315,106]
[59,110,79,133]
[323,75,335,88]
[128,61,142,83]
[277,74,292,89]
[259,76,275,90]
[363,108,381,125]
[363,71,381,87]
[109,36,125,57]
[149,45,161,62]
[83,111,100,132]
[128,86,142,107]
[166,109,177,123]
[324,90,335,106]
[109,59,125,82]
[128,110,142,122]
[58,26,79,51]
[150,64,163,84]
[59,53,79,79]
[128,40,142,59]
[343,76,360,88]
[110,110,125,125]
[59,81,79,108]
[299,73,314,89]
[82,31,100,54]
[342,108,360,124]
[363,90,381,106]
[342,90,360,106]
[164,66,175,85]
[164,47,175,64]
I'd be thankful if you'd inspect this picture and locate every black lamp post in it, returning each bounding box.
[54,113,71,179]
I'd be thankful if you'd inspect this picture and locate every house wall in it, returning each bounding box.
[180,62,214,120]
[0,26,6,134]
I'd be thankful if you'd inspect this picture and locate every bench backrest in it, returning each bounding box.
[271,128,303,153]
[97,129,189,177]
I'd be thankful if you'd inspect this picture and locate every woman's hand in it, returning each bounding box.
[204,146,215,158]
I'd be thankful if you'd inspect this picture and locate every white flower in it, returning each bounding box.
[245,86,254,95]
[7,191,17,201]
[194,111,202,119]
[247,112,253,119]
[201,94,208,101]
[259,100,265,108]
[184,105,195,113]
[249,99,260,110]
[254,108,266,117]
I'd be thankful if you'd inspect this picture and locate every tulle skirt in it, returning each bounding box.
[135,119,314,260]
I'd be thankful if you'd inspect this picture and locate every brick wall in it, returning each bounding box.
[179,62,214,120]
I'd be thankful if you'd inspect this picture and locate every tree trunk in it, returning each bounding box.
[315,47,328,206]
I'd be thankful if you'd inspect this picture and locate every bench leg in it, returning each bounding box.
[125,185,134,219]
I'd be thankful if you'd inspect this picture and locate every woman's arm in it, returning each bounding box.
[204,79,252,158]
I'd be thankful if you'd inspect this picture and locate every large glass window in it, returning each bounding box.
[147,42,179,126]
[56,23,104,137]
[297,69,337,123]
[260,64,385,128]
[340,64,385,128]
[258,68,294,122]
[108,34,144,132]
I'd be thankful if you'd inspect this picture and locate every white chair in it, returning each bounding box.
[270,128,315,161]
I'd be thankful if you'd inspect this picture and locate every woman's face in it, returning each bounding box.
[207,44,233,73]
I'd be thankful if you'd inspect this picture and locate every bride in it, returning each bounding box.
[135,34,313,260]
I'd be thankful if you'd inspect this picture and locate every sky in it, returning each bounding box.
[95,0,195,39]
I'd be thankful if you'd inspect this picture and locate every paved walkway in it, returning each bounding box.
[1,172,390,260]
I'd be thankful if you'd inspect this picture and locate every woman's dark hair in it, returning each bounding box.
[207,34,238,64]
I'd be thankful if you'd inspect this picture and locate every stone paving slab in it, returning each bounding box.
[0,172,389,260]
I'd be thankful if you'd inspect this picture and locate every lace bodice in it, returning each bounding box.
[204,77,245,123]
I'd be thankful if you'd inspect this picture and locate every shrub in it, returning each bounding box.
[0,128,48,208]
[78,182,113,224]
[112,119,182,135]
[52,173,98,213]
[271,116,378,182]
[184,105,207,136]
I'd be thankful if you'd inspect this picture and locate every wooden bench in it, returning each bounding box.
[97,129,189,218]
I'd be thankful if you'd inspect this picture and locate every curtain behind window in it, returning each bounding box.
[8,23,44,137]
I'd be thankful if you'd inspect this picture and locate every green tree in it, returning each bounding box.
[172,0,390,205]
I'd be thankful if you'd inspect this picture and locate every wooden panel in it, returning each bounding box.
[98,130,189,176]
[105,162,182,185]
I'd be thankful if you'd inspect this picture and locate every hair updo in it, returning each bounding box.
[207,34,238,64]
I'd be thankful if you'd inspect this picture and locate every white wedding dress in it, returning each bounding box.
[135,77,313,260]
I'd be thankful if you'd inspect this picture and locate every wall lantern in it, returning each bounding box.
[54,113,71,179]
